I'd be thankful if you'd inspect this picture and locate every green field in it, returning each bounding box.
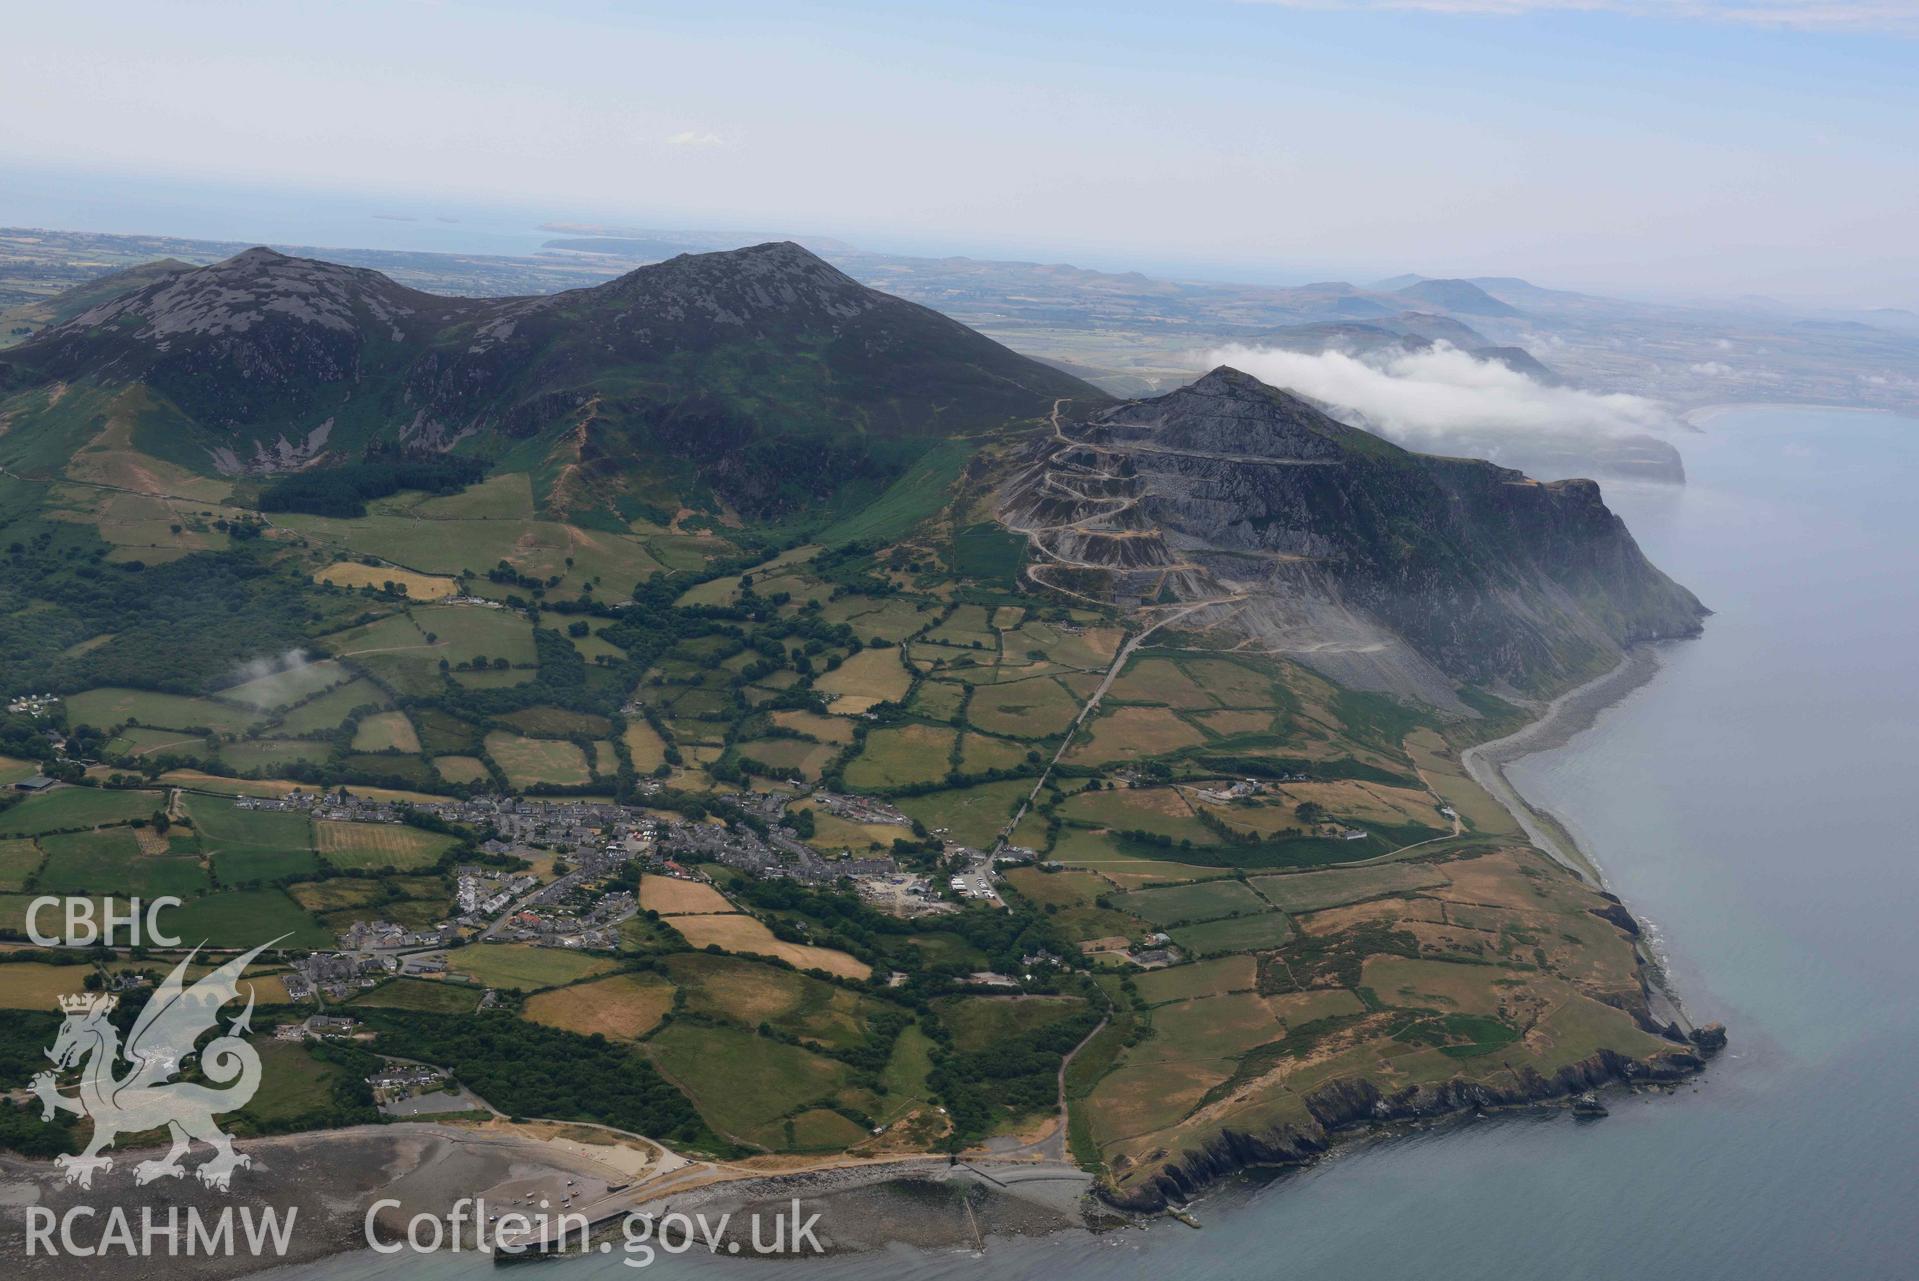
[1133,956,1260,1005]
[935,994,1087,1053]
[236,1039,357,1125]
[184,797,315,877]
[433,755,491,784]
[947,522,1027,586]
[484,732,592,789]
[347,978,484,1013]
[964,677,1081,738]
[37,828,208,898]
[897,779,1032,848]
[217,660,350,711]
[450,944,616,991]
[156,890,331,949]
[816,440,972,545]
[664,952,881,1052]
[1115,879,1269,927]
[499,706,612,738]
[0,838,43,891]
[647,1021,847,1150]
[0,787,164,836]
[221,739,334,772]
[315,820,457,871]
[1248,863,1450,913]
[1170,912,1295,955]
[65,688,260,735]
[213,847,321,885]
[105,726,213,760]
[350,710,421,753]
[273,678,391,736]
[844,724,955,790]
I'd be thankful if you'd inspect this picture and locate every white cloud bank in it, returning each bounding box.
[1205,343,1680,447]
[1237,1,1919,33]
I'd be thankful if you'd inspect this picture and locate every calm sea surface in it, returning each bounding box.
[272,406,1919,1281]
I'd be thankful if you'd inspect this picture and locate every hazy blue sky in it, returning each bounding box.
[3,0,1914,304]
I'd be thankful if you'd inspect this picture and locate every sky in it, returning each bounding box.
[2,0,1915,305]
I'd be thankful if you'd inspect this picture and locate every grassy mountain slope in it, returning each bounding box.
[0,242,1096,522]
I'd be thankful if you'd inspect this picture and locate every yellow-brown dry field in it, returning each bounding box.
[812,647,912,714]
[525,971,677,1040]
[638,875,736,915]
[315,562,459,599]
[667,914,870,979]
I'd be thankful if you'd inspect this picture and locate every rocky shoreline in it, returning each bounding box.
[1101,1041,1719,1214]
[1099,644,1726,1214]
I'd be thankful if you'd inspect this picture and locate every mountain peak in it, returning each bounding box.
[1393,278,1523,318]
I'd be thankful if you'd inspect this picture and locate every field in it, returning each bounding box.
[666,914,870,979]
[947,522,1026,585]
[1170,912,1296,955]
[65,688,259,735]
[230,1039,358,1126]
[105,726,211,759]
[936,994,1086,1053]
[274,679,390,735]
[1248,862,1451,913]
[500,706,612,737]
[792,802,910,856]
[315,561,458,599]
[524,971,676,1040]
[647,1022,847,1150]
[621,720,668,771]
[964,677,1082,738]
[1060,786,1215,843]
[1361,956,1512,1015]
[184,795,315,882]
[897,779,1031,848]
[212,846,321,884]
[812,647,912,714]
[0,787,163,836]
[1115,879,1269,927]
[0,756,38,787]
[433,755,490,784]
[844,724,954,790]
[220,739,333,772]
[347,977,485,1014]
[1067,706,1206,763]
[1407,728,1521,836]
[484,732,592,789]
[158,890,331,949]
[350,711,421,753]
[1133,955,1259,1005]
[665,953,879,1050]
[0,839,43,890]
[733,736,836,781]
[0,961,93,1008]
[315,820,457,871]
[450,944,617,991]
[287,879,387,912]
[637,875,735,915]
[1107,658,1216,709]
[217,660,351,711]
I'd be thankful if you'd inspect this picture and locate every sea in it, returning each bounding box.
[267,405,1919,1281]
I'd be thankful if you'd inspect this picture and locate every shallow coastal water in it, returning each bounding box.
[268,406,1919,1281]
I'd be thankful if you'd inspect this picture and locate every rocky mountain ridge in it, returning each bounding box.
[997,367,1706,708]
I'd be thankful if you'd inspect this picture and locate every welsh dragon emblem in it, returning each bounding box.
[29,939,281,1189]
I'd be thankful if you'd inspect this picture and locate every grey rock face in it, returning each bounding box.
[998,367,1705,708]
